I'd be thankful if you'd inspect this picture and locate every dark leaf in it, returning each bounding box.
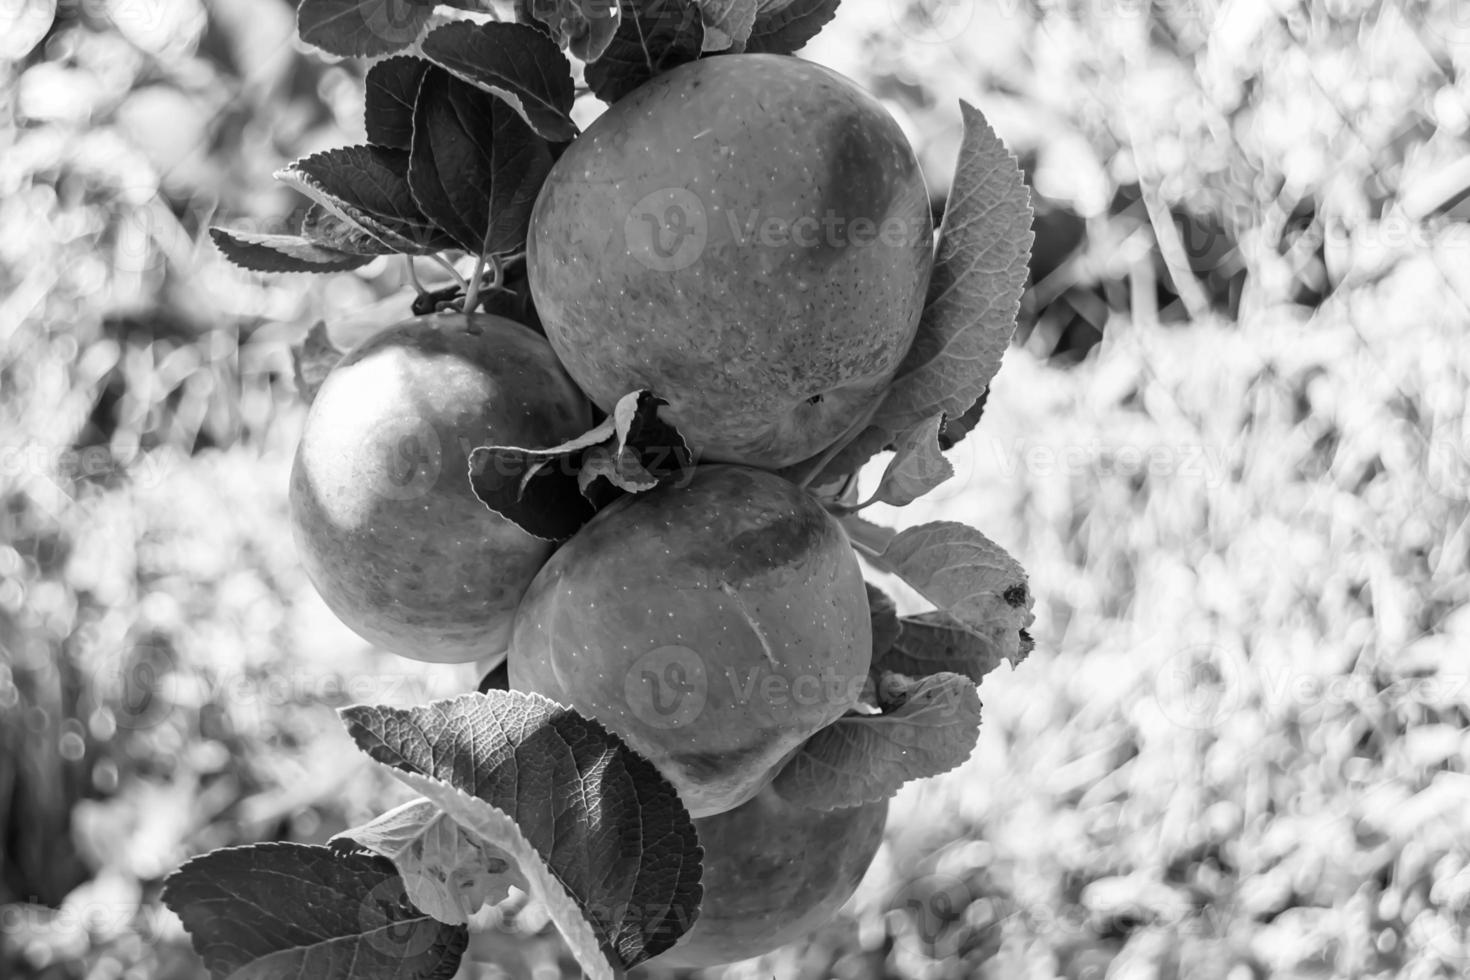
[365,55,432,149]
[744,0,841,54]
[584,0,704,104]
[276,145,458,254]
[162,843,467,979]
[209,226,371,273]
[420,21,578,142]
[297,0,435,58]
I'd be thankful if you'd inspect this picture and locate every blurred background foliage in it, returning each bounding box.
[2,0,1469,977]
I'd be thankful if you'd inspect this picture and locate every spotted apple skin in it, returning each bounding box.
[528,54,934,468]
[507,465,872,817]
[657,786,888,968]
[289,314,591,664]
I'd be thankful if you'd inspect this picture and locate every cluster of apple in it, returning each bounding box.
[289,54,938,967]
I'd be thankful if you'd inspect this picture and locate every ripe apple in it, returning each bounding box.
[289,313,592,664]
[507,465,871,817]
[659,787,888,967]
[527,54,934,468]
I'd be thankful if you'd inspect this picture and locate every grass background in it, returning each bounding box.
[3,0,1470,977]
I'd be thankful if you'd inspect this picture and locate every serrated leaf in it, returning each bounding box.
[866,413,953,508]
[517,0,622,61]
[469,390,690,540]
[744,0,840,54]
[292,320,345,404]
[878,610,1013,683]
[845,518,1033,668]
[339,691,703,972]
[208,226,372,273]
[773,672,980,809]
[584,0,704,104]
[276,145,457,255]
[365,56,432,149]
[333,799,519,925]
[297,0,435,58]
[879,103,1033,433]
[695,0,756,50]
[302,203,397,255]
[162,842,467,980]
[866,583,901,660]
[801,104,1031,483]
[409,68,557,256]
[420,21,578,142]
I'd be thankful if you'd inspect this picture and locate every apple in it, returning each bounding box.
[659,787,888,967]
[507,464,871,816]
[289,313,592,664]
[527,54,934,468]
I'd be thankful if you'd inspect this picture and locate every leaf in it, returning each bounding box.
[365,56,432,149]
[695,0,757,51]
[803,103,1032,482]
[878,103,1033,434]
[162,842,467,980]
[333,799,520,926]
[468,390,691,540]
[845,519,1033,668]
[773,672,980,809]
[208,226,372,273]
[584,0,704,104]
[302,203,397,255]
[292,320,345,404]
[744,0,841,54]
[517,0,623,62]
[409,68,557,256]
[276,145,458,255]
[865,413,954,508]
[938,388,988,450]
[867,583,901,660]
[878,610,1013,683]
[297,0,435,58]
[340,691,704,973]
[420,21,578,143]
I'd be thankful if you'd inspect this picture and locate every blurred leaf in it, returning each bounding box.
[339,691,704,973]
[291,320,345,404]
[365,56,432,150]
[162,843,467,979]
[744,0,841,54]
[296,0,435,58]
[773,672,980,809]
[420,21,578,142]
[208,227,372,273]
[584,0,704,104]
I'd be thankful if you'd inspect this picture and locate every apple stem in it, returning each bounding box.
[463,252,489,313]
[428,253,466,289]
[403,255,427,297]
